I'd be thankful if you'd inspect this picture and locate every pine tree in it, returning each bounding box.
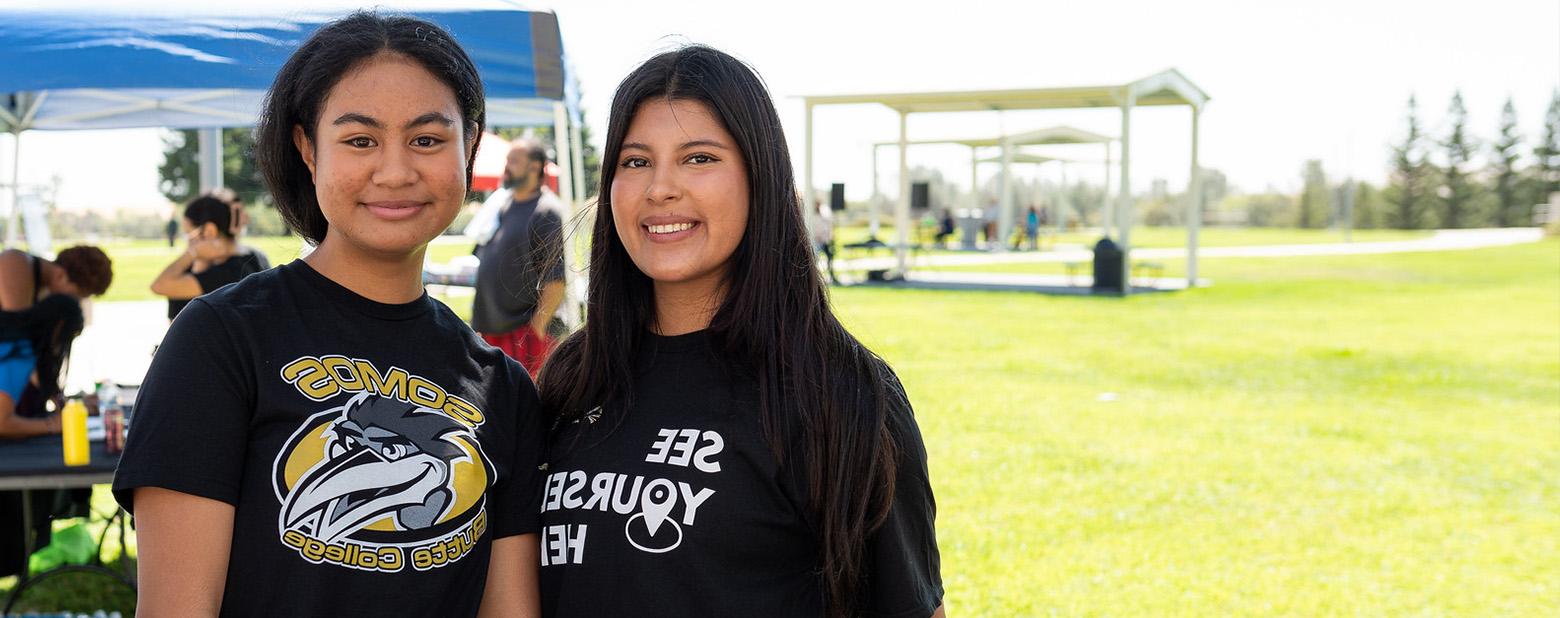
[1440,91,1475,228]
[1490,98,1523,226]
[1388,96,1427,229]
[1537,90,1560,200]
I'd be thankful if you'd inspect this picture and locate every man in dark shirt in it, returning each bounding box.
[470,138,566,378]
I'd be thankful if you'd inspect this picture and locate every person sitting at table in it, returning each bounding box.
[0,245,113,439]
[151,195,266,320]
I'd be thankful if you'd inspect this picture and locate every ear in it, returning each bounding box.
[292,125,317,176]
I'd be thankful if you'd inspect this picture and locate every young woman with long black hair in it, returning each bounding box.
[114,13,544,616]
[535,46,944,617]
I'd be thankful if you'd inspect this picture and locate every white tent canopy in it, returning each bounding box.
[804,69,1209,290]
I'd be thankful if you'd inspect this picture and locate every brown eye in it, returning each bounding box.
[620,157,649,169]
[347,137,374,148]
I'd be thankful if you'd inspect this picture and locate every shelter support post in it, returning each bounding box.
[870,144,881,237]
[998,138,1014,251]
[1187,105,1201,287]
[1118,92,1135,293]
[969,147,979,211]
[197,127,222,195]
[895,109,909,275]
[1103,141,1113,238]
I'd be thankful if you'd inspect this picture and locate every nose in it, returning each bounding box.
[372,143,419,188]
[644,164,681,205]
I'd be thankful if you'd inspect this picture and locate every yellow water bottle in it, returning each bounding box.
[61,399,89,466]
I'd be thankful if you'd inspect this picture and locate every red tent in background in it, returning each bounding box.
[471,132,560,194]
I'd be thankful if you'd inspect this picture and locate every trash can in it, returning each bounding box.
[1092,237,1123,294]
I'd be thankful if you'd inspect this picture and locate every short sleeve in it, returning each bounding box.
[529,208,566,284]
[112,299,253,513]
[488,360,547,538]
[863,382,944,618]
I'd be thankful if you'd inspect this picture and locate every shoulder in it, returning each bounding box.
[0,250,30,273]
[535,190,566,215]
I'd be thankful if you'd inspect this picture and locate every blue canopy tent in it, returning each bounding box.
[0,4,585,245]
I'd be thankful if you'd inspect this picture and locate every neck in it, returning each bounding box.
[652,276,725,336]
[302,232,427,304]
[512,179,542,202]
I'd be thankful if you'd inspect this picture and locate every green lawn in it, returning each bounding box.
[7,237,1556,615]
[832,238,1559,615]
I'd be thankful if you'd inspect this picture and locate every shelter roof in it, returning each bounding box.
[809,69,1208,113]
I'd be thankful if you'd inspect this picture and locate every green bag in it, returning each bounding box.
[27,521,95,574]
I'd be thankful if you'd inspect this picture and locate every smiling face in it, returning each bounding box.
[292,53,471,259]
[610,98,749,301]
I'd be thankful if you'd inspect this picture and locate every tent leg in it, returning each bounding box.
[870,144,881,238]
[197,128,222,194]
[803,102,815,240]
[5,131,19,247]
[552,102,574,207]
[998,139,1013,251]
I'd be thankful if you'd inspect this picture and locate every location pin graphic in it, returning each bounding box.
[640,479,677,535]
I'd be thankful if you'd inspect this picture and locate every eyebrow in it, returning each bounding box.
[331,111,456,130]
[620,139,731,152]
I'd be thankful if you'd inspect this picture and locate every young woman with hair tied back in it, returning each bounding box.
[150,195,265,320]
[535,46,944,617]
[114,12,544,616]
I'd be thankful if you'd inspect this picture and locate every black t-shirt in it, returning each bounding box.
[115,260,546,617]
[166,251,265,320]
[471,193,566,335]
[539,330,942,617]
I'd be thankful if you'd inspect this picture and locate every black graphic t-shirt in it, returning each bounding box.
[115,260,545,617]
[539,330,942,617]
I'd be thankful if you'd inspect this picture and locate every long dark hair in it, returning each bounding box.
[536,45,902,617]
[253,11,485,245]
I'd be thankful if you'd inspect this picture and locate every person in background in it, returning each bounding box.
[165,215,178,248]
[468,138,566,378]
[936,209,955,248]
[1021,205,1041,251]
[0,245,113,438]
[151,195,265,320]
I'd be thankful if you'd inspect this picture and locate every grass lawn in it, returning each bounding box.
[6,236,1555,615]
[832,238,1559,615]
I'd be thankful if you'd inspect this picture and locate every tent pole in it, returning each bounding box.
[552,102,574,207]
[803,101,815,241]
[895,109,909,275]
[569,112,585,202]
[5,130,19,247]
[1119,91,1135,294]
[197,127,222,194]
[1187,104,1202,288]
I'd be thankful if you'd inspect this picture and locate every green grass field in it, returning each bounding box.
[832,238,1559,615]
[6,236,1556,615]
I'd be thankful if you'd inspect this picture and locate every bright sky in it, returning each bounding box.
[4,0,1557,212]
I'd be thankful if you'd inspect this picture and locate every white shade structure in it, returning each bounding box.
[805,69,1209,291]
